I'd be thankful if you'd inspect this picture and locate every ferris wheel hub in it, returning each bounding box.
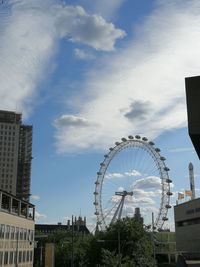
[115,191,133,197]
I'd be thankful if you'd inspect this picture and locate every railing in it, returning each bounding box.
[0,190,35,220]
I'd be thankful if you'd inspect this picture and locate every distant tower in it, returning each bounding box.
[134,207,143,224]
[189,162,195,200]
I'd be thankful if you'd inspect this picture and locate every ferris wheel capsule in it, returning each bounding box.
[167,191,173,196]
[142,137,148,141]
[115,142,120,146]
[135,135,141,139]
[149,141,155,145]
[155,148,161,152]
[128,135,134,139]
[121,138,127,142]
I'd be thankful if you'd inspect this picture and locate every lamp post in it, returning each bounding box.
[71,215,74,267]
[118,228,121,267]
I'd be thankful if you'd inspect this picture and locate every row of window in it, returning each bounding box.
[0,225,34,241]
[0,125,16,130]
[0,168,14,173]
[176,217,200,227]
[0,136,16,141]
[0,159,15,163]
[0,142,16,148]
[0,162,14,167]
[0,152,15,157]
[0,250,33,266]
[0,129,16,134]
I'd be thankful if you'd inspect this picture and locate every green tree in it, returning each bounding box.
[87,218,155,267]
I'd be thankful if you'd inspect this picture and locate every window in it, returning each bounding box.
[11,226,15,239]
[18,251,22,263]
[0,251,3,266]
[30,250,33,261]
[0,224,4,239]
[23,251,26,262]
[23,229,27,240]
[15,227,19,240]
[19,228,23,240]
[4,252,8,265]
[9,251,13,264]
[26,251,29,262]
[5,225,10,239]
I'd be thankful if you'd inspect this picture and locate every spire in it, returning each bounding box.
[189,162,195,200]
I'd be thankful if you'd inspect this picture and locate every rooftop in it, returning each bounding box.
[0,189,35,220]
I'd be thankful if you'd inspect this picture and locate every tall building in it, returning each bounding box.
[0,110,32,201]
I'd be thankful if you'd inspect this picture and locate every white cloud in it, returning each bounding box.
[125,170,142,177]
[54,114,96,128]
[104,170,142,180]
[84,0,125,20]
[35,211,47,221]
[132,176,161,190]
[169,147,195,153]
[54,0,200,152]
[0,0,124,116]
[74,48,95,60]
[54,4,125,51]
[31,195,40,201]
[105,172,124,179]
[132,188,161,198]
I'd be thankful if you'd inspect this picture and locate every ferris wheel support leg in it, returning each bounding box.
[111,198,124,225]
[118,196,125,220]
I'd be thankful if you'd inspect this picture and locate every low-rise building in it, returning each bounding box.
[174,198,200,257]
[0,189,35,266]
[35,216,90,235]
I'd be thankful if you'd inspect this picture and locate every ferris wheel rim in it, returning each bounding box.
[94,135,172,231]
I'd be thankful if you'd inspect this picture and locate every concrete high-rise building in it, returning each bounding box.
[0,110,32,201]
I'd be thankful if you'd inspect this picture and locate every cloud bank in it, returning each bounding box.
[0,0,125,116]
[54,0,200,152]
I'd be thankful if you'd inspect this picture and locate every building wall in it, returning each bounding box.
[0,110,32,201]
[0,121,20,195]
[17,125,33,201]
[174,198,200,253]
[45,243,55,267]
[0,188,35,267]
[0,211,35,267]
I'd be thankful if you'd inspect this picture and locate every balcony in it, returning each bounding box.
[0,190,35,220]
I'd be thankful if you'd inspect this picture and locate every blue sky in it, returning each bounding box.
[1,0,200,230]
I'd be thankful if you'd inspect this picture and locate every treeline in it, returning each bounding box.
[35,218,155,267]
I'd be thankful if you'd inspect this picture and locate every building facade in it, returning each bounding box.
[35,216,90,235]
[0,189,35,266]
[0,110,32,201]
[174,198,200,255]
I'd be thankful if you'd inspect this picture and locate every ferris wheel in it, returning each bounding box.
[93,135,173,231]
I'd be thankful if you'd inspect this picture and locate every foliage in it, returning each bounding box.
[34,218,155,267]
[87,218,155,267]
